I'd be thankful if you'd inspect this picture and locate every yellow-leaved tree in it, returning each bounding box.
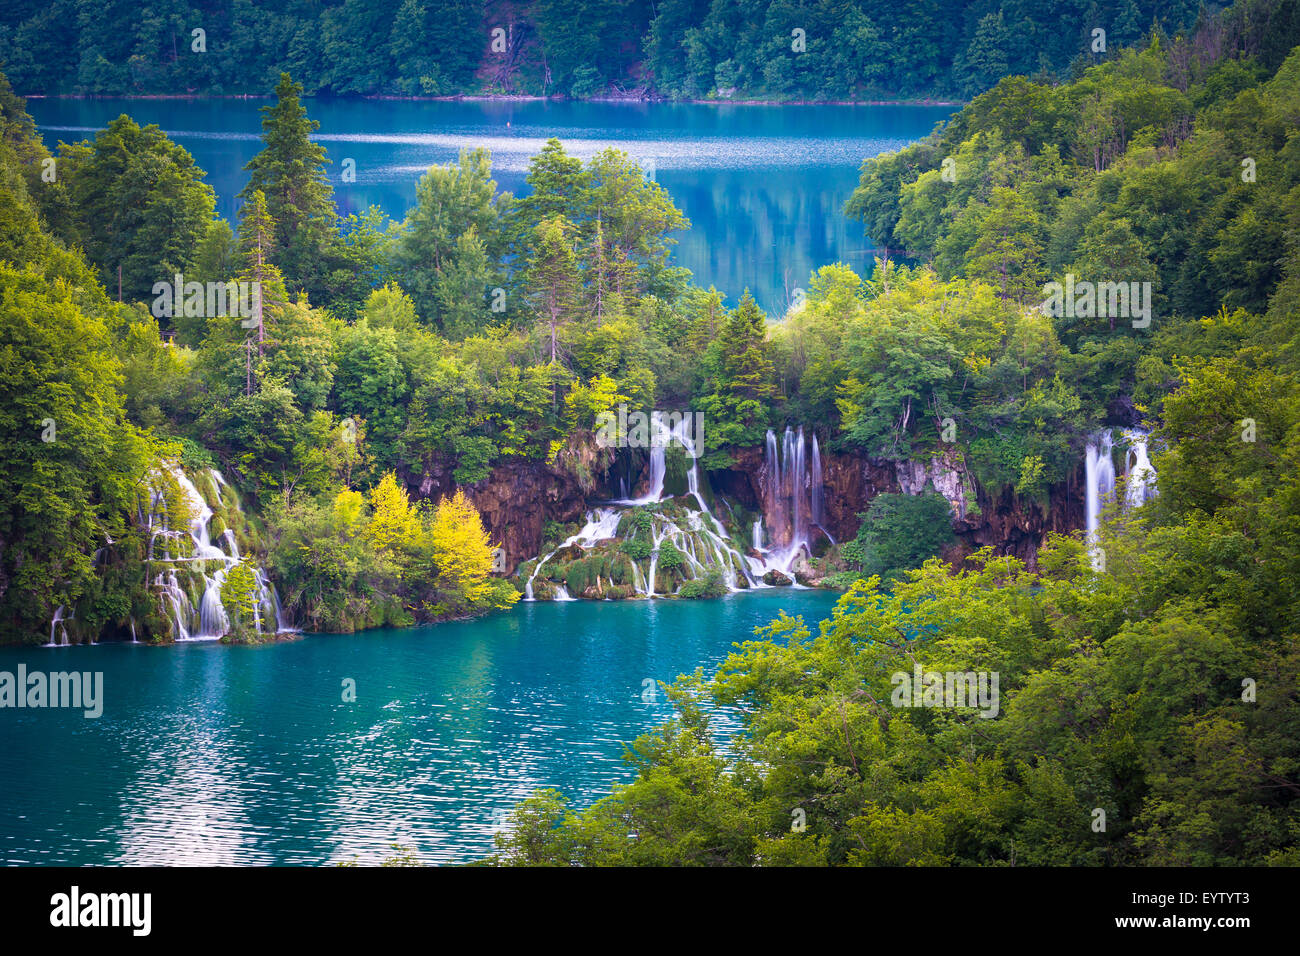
[425,489,517,617]
[366,472,424,557]
[333,488,366,536]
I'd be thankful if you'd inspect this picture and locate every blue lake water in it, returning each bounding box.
[25,98,953,311]
[0,589,841,866]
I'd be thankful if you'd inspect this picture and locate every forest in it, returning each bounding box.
[479,8,1300,865]
[0,0,1297,865]
[0,0,1229,100]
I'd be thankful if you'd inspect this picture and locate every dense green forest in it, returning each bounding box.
[0,0,1231,100]
[3,0,1299,638]
[1,0,1298,865]
[479,12,1300,865]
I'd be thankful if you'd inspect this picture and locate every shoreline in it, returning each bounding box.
[10,584,849,648]
[21,91,964,108]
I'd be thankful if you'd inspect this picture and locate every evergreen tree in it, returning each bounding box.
[698,290,775,462]
[235,189,288,390]
[508,139,590,253]
[525,215,585,365]
[239,72,336,286]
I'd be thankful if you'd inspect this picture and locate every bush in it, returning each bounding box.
[656,540,685,572]
[566,559,592,595]
[678,570,726,599]
[568,65,605,98]
[620,535,652,560]
[820,570,867,589]
[848,493,956,583]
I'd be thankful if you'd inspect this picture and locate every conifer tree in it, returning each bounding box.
[239,72,336,283]
[525,215,584,365]
[698,290,776,462]
[235,189,288,391]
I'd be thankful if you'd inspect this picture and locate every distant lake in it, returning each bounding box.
[27,97,953,312]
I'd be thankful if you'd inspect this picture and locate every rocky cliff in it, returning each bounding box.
[407,435,1085,574]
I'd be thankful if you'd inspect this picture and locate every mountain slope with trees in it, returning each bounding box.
[0,0,1220,100]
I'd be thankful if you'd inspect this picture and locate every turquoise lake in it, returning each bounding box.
[0,589,841,865]
[25,98,954,311]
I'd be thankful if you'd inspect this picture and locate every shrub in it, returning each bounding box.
[656,540,685,572]
[678,570,726,599]
[847,492,956,583]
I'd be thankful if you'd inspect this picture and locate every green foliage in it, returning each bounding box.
[54,114,215,302]
[843,493,956,582]
[0,0,1221,101]
[0,260,154,644]
[655,540,685,573]
[394,148,509,334]
[620,536,652,561]
[218,560,262,640]
[698,291,775,465]
[678,570,725,599]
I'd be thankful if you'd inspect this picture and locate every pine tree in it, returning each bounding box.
[235,189,288,391]
[239,73,335,282]
[526,215,584,365]
[717,291,777,404]
[698,290,776,460]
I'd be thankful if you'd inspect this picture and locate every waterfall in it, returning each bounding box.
[764,430,785,547]
[1084,430,1115,540]
[46,605,70,646]
[1085,428,1158,543]
[617,415,671,505]
[1122,429,1157,507]
[645,522,664,597]
[525,415,764,599]
[525,508,623,600]
[147,463,290,641]
[672,415,711,515]
[810,434,824,529]
[755,426,828,574]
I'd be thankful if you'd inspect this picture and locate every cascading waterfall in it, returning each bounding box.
[525,508,624,600]
[1122,428,1157,507]
[755,427,830,574]
[811,435,827,540]
[526,415,762,600]
[615,416,672,505]
[46,606,71,647]
[147,464,291,640]
[1084,430,1115,540]
[1085,427,1158,543]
